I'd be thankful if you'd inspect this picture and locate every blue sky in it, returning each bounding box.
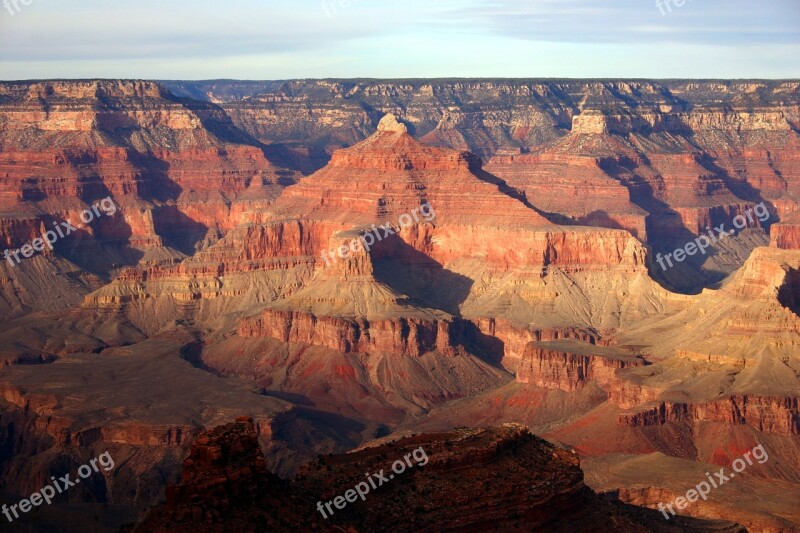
[0,0,798,79]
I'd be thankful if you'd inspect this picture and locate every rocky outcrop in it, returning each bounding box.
[161,417,272,522]
[274,114,550,229]
[608,378,666,410]
[137,421,745,532]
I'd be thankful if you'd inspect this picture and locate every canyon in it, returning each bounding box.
[0,78,798,531]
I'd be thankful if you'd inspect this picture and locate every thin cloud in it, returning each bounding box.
[442,0,800,45]
[0,0,797,79]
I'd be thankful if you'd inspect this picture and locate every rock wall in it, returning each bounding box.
[516,344,646,391]
[238,309,461,356]
[618,396,800,437]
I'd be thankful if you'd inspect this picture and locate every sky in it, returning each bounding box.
[0,0,798,80]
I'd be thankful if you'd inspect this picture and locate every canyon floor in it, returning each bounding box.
[0,79,799,532]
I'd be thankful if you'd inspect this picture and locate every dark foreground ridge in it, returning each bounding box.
[134,417,744,532]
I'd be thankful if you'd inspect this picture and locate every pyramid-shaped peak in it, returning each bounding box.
[329,113,481,173]
[377,114,408,133]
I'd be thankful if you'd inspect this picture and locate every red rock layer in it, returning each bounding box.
[238,309,461,356]
[771,212,800,250]
[487,127,765,243]
[608,378,665,409]
[516,343,646,392]
[0,81,295,276]
[772,224,800,250]
[618,396,800,437]
[473,317,602,371]
[426,224,648,273]
[274,123,552,228]
[0,379,196,447]
[486,149,649,238]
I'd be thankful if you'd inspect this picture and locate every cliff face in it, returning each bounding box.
[618,396,800,437]
[486,150,650,239]
[0,80,297,319]
[516,343,647,392]
[197,79,799,291]
[771,210,800,251]
[194,79,797,158]
[238,309,461,357]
